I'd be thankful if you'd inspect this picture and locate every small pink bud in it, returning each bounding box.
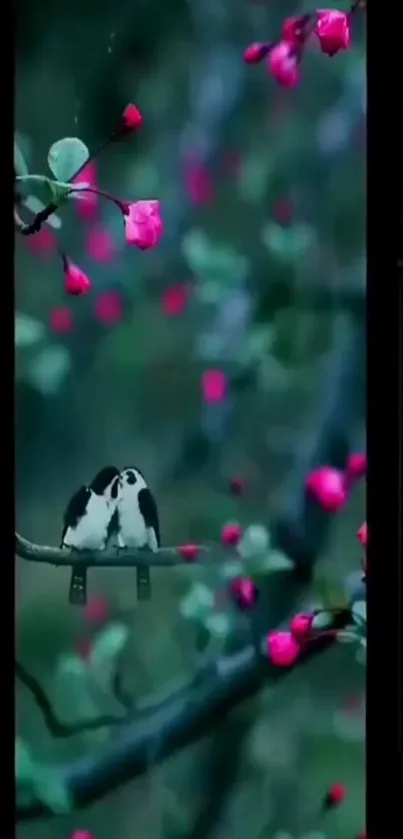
[290,612,313,640]
[266,631,300,667]
[230,577,258,610]
[221,523,242,547]
[202,370,227,403]
[70,832,94,839]
[73,162,99,222]
[94,291,124,325]
[243,42,270,65]
[306,466,347,512]
[315,10,351,57]
[179,544,199,562]
[86,226,116,263]
[357,522,367,548]
[267,41,300,89]
[84,596,110,626]
[27,227,57,259]
[185,164,214,206]
[162,285,190,317]
[63,259,91,296]
[229,476,245,496]
[124,200,163,250]
[282,16,310,46]
[122,103,143,131]
[346,452,367,482]
[49,307,74,334]
[325,782,347,807]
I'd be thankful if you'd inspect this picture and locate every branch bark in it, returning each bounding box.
[15,533,214,568]
[16,624,347,823]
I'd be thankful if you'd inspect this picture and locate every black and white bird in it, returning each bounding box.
[116,467,160,600]
[61,466,120,605]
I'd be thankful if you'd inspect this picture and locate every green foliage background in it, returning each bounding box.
[16,1,366,838]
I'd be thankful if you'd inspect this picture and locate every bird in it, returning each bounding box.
[116,466,160,600]
[61,466,120,605]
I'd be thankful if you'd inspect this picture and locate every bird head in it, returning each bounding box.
[90,466,120,498]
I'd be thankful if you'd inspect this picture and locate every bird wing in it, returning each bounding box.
[61,485,91,546]
[138,488,161,547]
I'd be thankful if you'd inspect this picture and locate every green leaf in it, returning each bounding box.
[258,550,294,573]
[15,313,45,348]
[88,624,129,695]
[47,179,73,206]
[204,612,231,638]
[182,230,248,288]
[48,137,90,182]
[15,738,35,783]
[261,222,315,263]
[27,345,71,395]
[54,654,101,722]
[351,599,366,627]
[14,139,29,176]
[33,766,72,814]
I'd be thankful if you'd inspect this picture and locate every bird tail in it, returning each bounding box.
[69,567,87,606]
[137,567,151,601]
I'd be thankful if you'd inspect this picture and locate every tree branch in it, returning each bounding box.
[15,533,215,568]
[16,619,348,823]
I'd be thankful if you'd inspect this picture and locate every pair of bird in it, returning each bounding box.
[61,466,160,605]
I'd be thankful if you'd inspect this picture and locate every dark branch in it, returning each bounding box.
[16,626,348,822]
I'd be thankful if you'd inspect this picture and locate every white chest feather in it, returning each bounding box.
[117,495,148,547]
[63,493,113,550]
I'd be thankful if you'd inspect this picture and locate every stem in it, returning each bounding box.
[17,133,117,236]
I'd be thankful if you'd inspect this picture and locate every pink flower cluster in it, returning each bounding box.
[244,7,358,88]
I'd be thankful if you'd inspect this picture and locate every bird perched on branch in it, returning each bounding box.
[61,466,120,605]
[116,467,160,600]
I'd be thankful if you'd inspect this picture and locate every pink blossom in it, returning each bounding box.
[267,42,300,89]
[221,523,242,547]
[306,466,347,512]
[86,226,116,262]
[179,544,199,562]
[202,369,227,403]
[94,291,124,325]
[73,162,99,222]
[185,164,214,206]
[84,596,110,626]
[357,521,367,548]
[63,258,91,296]
[49,307,74,334]
[124,200,163,250]
[121,103,143,131]
[230,577,258,610]
[290,613,313,640]
[162,285,190,317]
[70,831,94,839]
[346,452,367,483]
[315,10,351,57]
[266,630,300,667]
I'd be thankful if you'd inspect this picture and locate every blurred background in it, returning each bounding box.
[15,1,366,838]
